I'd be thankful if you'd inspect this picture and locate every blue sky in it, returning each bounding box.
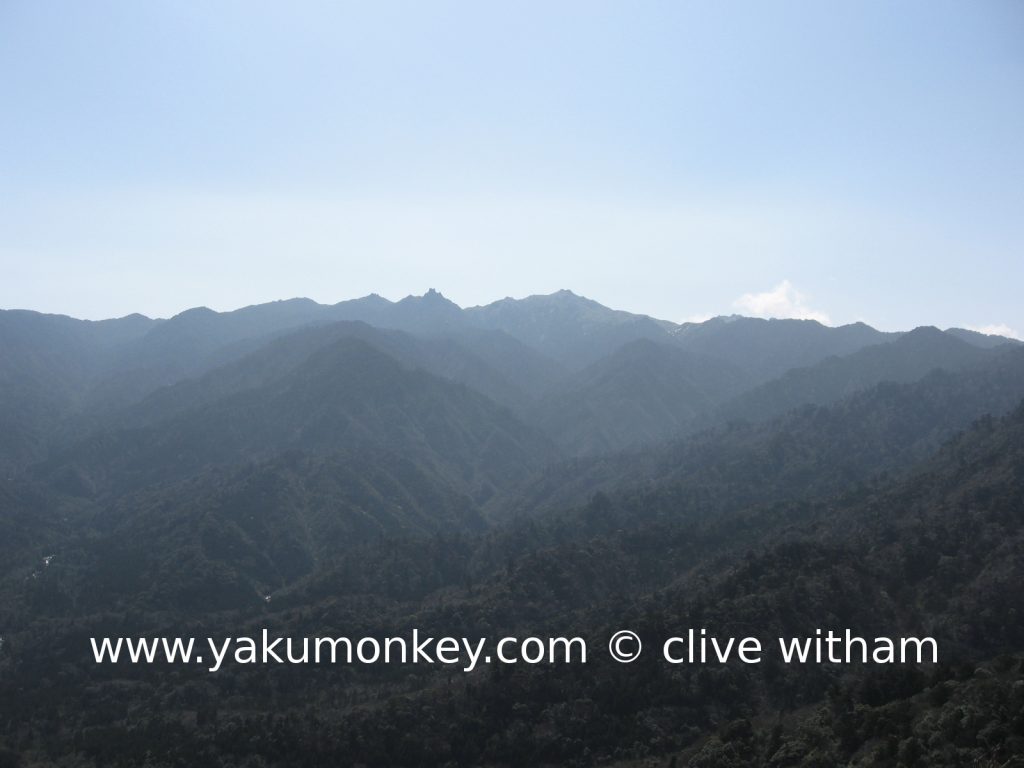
[1,1,1022,335]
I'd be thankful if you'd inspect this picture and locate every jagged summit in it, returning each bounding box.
[399,288,459,306]
[551,288,582,299]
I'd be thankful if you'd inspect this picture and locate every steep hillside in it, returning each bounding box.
[529,338,750,455]
[503,346,1024,517]
[0,310,157,467]
[5,382,1022,768]
[713,325,994,425]
[465,289,674,370]
[672,315,895,382]
[41,336,556,506]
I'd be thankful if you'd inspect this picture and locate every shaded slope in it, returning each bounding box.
[0,310,157,467]
[34,450,485,613]
[713,325,994,425]
[41,336,557,506]
[672,315,894,383]
[465,289,674,370]
[529,338,750,455]
[502,346,1024,517]
[7,381,1024,767]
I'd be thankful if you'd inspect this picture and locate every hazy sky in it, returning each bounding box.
[2,1,1022,335]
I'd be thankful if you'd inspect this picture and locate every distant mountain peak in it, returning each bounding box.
[173,306,216,318]
[339,293,392,307]
[550,289,600,306]
[899,325,952,343]
[422,287,451,302]
[398,289,460,309]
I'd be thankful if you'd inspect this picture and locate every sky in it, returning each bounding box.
[1,1,1022,336]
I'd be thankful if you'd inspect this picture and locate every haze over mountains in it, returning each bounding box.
[2,289,1016,465]
[2,289,1023,767]
[3,287,1021,584]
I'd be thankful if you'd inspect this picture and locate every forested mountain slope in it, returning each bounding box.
[529,339,750,455]
[502,346,1024,517]
[2,292,1023,767]
[671,315,895,382]
[712,325,999,425]
[40,336,556,503]
[3,381,1022,768]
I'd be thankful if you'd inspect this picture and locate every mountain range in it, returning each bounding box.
[1,289,1022,767]
[2,289,1015,465]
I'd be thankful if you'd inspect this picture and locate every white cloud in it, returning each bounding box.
[732,280,830,324]
[966,323,1021,340]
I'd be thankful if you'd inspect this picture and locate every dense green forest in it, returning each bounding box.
[1,291,1022,767]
